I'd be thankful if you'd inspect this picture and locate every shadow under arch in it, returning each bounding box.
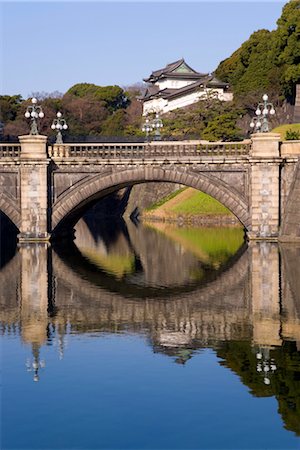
[52,167,250,236]
[0,211,18,269]
[0,194,21,232]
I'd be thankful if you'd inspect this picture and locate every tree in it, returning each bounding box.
[215,0,300,102]
[0,95,23,122]
[66,83,128,111]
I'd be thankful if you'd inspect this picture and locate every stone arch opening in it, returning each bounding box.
[52,167,250,234]
[0,194,21,232]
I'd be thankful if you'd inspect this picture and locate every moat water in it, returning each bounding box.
[1,218,300,449]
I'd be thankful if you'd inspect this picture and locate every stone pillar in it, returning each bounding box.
[18,135,50,242]
[250,242,281,347]
[249,133,281,239]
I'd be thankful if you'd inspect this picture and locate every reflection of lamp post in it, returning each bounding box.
[256,347,277,385]
[250,94,275,133]
[51,112,68,144]
[25,345,46,382]
[24,98,44,135]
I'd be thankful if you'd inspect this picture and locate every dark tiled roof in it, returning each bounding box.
[144,58,208,82]
[141,75,230,102]
[137,85,160,101]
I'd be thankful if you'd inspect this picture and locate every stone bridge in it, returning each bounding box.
[1,133,300,241]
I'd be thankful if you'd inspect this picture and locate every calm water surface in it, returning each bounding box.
[1,218,300,450]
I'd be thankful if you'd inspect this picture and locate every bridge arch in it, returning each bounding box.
[52,166,250,232]
[0,194,21,231]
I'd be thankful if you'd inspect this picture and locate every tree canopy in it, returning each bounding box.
[215,0,300,102]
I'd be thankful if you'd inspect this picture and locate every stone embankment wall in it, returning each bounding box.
[123,182,180,219]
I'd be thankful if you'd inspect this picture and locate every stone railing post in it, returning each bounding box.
[18,135,50,242]
[249,133,281,239]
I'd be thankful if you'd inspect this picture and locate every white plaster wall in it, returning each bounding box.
[143,98,167,115]
[156,79,195,90]
[167,91,202,111]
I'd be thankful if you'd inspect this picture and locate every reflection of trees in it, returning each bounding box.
[68,219,248,297]
[216,341,300,436]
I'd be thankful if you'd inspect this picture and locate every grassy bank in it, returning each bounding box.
[272,123,300,140]
[143,187,237,223]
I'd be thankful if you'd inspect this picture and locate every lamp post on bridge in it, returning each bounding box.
[142,116,153,142]
[250,94,275,133]
[51,112,68,144]
[24,98,44,135]
[142,110,163,141]
[152,112,163,141]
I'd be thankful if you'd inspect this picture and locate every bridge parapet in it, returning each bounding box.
[0,143,21,159]
[281,140,300,157]
[48,140,251,160]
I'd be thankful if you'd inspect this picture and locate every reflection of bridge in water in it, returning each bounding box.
[2,238,300,438]
[1,240,300,352]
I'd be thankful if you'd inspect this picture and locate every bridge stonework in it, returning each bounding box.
[1,134,300,242]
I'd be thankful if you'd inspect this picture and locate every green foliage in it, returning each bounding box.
[161,97,245,141]
[0,95,23,122]
[66,83,127,111]
[215,0,300,102]
[285,128,300,140]
[100,110,126,136]
[201,112,243,141]
[272,123,300,139]
[1,83,143,138]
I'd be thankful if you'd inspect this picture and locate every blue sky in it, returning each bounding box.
[1,1,285,98]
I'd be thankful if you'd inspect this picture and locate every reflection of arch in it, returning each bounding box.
[0,194,21,230]
[52,167,250,231]
[52,242,249,302]
[0,251,20,326]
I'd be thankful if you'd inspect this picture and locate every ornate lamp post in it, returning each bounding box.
[152,112,164,141]
[24,97,44,135]
[142,116,153,142]
[250,94,275,133]
[51,112,68,144]
[142,111,164,141]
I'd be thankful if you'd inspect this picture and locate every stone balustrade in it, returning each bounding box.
[0,144,21,158]
[48,140,251,160]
